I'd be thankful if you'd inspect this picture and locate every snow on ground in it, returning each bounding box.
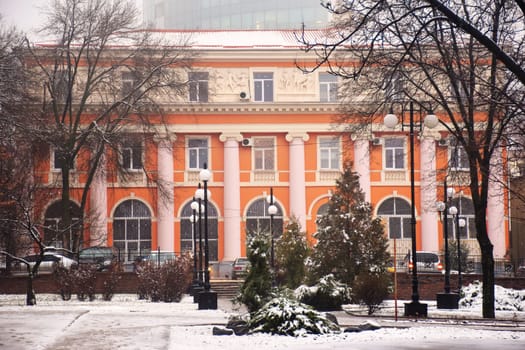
[0,283,524,350]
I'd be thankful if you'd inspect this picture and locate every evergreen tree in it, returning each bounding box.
[309,164,390,285]
[235,231,273,313]
[275,217,310,289]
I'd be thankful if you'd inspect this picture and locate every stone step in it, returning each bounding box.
[210,279,243,298]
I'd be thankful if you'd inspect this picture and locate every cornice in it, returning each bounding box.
[111,103,342,115]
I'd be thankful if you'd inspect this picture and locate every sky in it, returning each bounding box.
[0,282,524,350]
[0,0,143,38]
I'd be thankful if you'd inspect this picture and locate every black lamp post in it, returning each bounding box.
[384,101,438,317]
[195,185,205,285]
[266,188,278,270]
[436,181,459,309]
[198,163,217,310]
[457,216,466,294]
[189,198,200,297]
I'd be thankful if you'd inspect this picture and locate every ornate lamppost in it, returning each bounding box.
[189,198,200,297]
[384,101,438,317]
[436,181,459,309]
[457,217,466,293]
[266,188,278,270]
[193,187,205,303]
[198,163,217,309]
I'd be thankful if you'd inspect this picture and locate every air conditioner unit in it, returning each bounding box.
[239,91,249,101]
[372,138,382,146]
[241,138,253,147]
[438,138,449,147]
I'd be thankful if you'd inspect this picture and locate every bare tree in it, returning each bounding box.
[298,0,524,318]
[18,0,193,252]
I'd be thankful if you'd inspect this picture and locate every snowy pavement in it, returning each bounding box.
[0,294,524,350]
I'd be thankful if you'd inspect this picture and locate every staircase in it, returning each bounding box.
[210,279,243,299]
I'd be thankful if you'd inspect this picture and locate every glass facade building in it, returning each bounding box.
[143,0,331,30]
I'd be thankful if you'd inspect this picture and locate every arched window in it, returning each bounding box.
[315,202,330,231]
[113,200,151,262]
[180,200,219,262]
[448,196,476,239]
[377,197,412,239]
[245,198,283,241]
[44,201,82,248]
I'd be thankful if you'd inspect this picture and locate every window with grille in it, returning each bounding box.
[113,200,151,262]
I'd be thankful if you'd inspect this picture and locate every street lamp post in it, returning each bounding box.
[436,182,459,309]
[457,217,466,293]
[193,187,205,303]
[266,188,278,270]
[384,101,438,317]
[189,198,200,297]
[198,163,217,310]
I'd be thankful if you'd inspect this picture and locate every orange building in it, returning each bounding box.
[34,30,509,269]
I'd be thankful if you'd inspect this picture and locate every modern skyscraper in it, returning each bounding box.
[142,0,331,30]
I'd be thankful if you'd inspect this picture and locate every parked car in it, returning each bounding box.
[404,251,443,273]
[232,257,250,280]
[78,246,117,271]
[11,252,77,274]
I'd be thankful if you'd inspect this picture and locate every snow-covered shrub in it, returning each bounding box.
[295,274,351,311]
[73,264,98,301]
[135,253,192,302]
[460,281,525,311]
[351,272,391,315]
[101,264,121,301]
[53,265,74,300]
[249,297,340,336]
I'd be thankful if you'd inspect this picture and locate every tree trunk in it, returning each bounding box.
[61,165,72,250]
[26,271,36,306]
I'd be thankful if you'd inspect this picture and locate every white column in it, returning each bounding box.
[90,152,107,245]
[488,147,506,258]
[351,133,371,202]
[286,132,309,229]
[156,137,174,251]
[220,133,242,261]
[420,135,439,252]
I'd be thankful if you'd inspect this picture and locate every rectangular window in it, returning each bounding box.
[319,73,338,102]
[253,137,275,170]
[122,140,142,170]
[384,138,405,169]
[449,141,469,170]
[189,72,209,102]
[121,71,138,97]
[319,136,340,169]
[188,138,208,169]
[253,72,273,102]
[52,149,66,170]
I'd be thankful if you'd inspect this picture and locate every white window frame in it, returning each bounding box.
[253,137,275,171]
[318,136,340,170]
[319,73,338,102]
[188,71,209,102]
[253,72,273,102]
[187,137,209,170]
[384,138,405,170]
[449,143,469,171]
[122,140,143,171]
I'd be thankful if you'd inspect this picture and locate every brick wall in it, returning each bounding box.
[1,272,524,299]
